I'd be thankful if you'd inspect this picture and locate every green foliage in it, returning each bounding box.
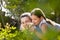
[0,23,16,40]
[1,0,60,39]
[0,23,39,40]
[5,0,60,23]
[0,23,60,40]
[43,27,58,40]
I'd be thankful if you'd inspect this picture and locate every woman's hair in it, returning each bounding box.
[20,12,32,21]
[31,8,46,19]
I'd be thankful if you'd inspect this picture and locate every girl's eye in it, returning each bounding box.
[33,19,37,20]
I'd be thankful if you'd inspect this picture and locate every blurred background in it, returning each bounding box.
[0,0,60,27]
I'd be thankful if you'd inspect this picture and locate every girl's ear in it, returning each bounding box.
[40,16,43,20]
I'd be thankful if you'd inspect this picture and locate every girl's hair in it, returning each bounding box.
[31,8,53,25]
[31,8,46,19]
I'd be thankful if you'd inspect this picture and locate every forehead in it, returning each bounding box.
[31,14,39,18]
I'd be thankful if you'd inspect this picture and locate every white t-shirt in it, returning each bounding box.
[39,19,47,28]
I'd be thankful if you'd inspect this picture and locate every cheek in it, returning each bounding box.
[31,15,41,25]
[35,20,39,24]
[31,18,37,23]
[34,19,40,25]
[34,20,38,23]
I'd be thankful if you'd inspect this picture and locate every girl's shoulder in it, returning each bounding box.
[39,19,48,27]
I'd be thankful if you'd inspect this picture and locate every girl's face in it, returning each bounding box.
[31,14,41,26]
[21,17,31,27]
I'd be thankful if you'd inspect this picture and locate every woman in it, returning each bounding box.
[20,12,34,31]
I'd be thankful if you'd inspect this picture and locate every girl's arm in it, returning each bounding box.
[41,24,48,33]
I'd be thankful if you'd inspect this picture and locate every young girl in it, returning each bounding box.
[31,8,60,39]
[31,8,48,33]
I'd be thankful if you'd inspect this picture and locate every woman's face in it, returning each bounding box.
[21,17,31,27]
[31,14,41,26]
